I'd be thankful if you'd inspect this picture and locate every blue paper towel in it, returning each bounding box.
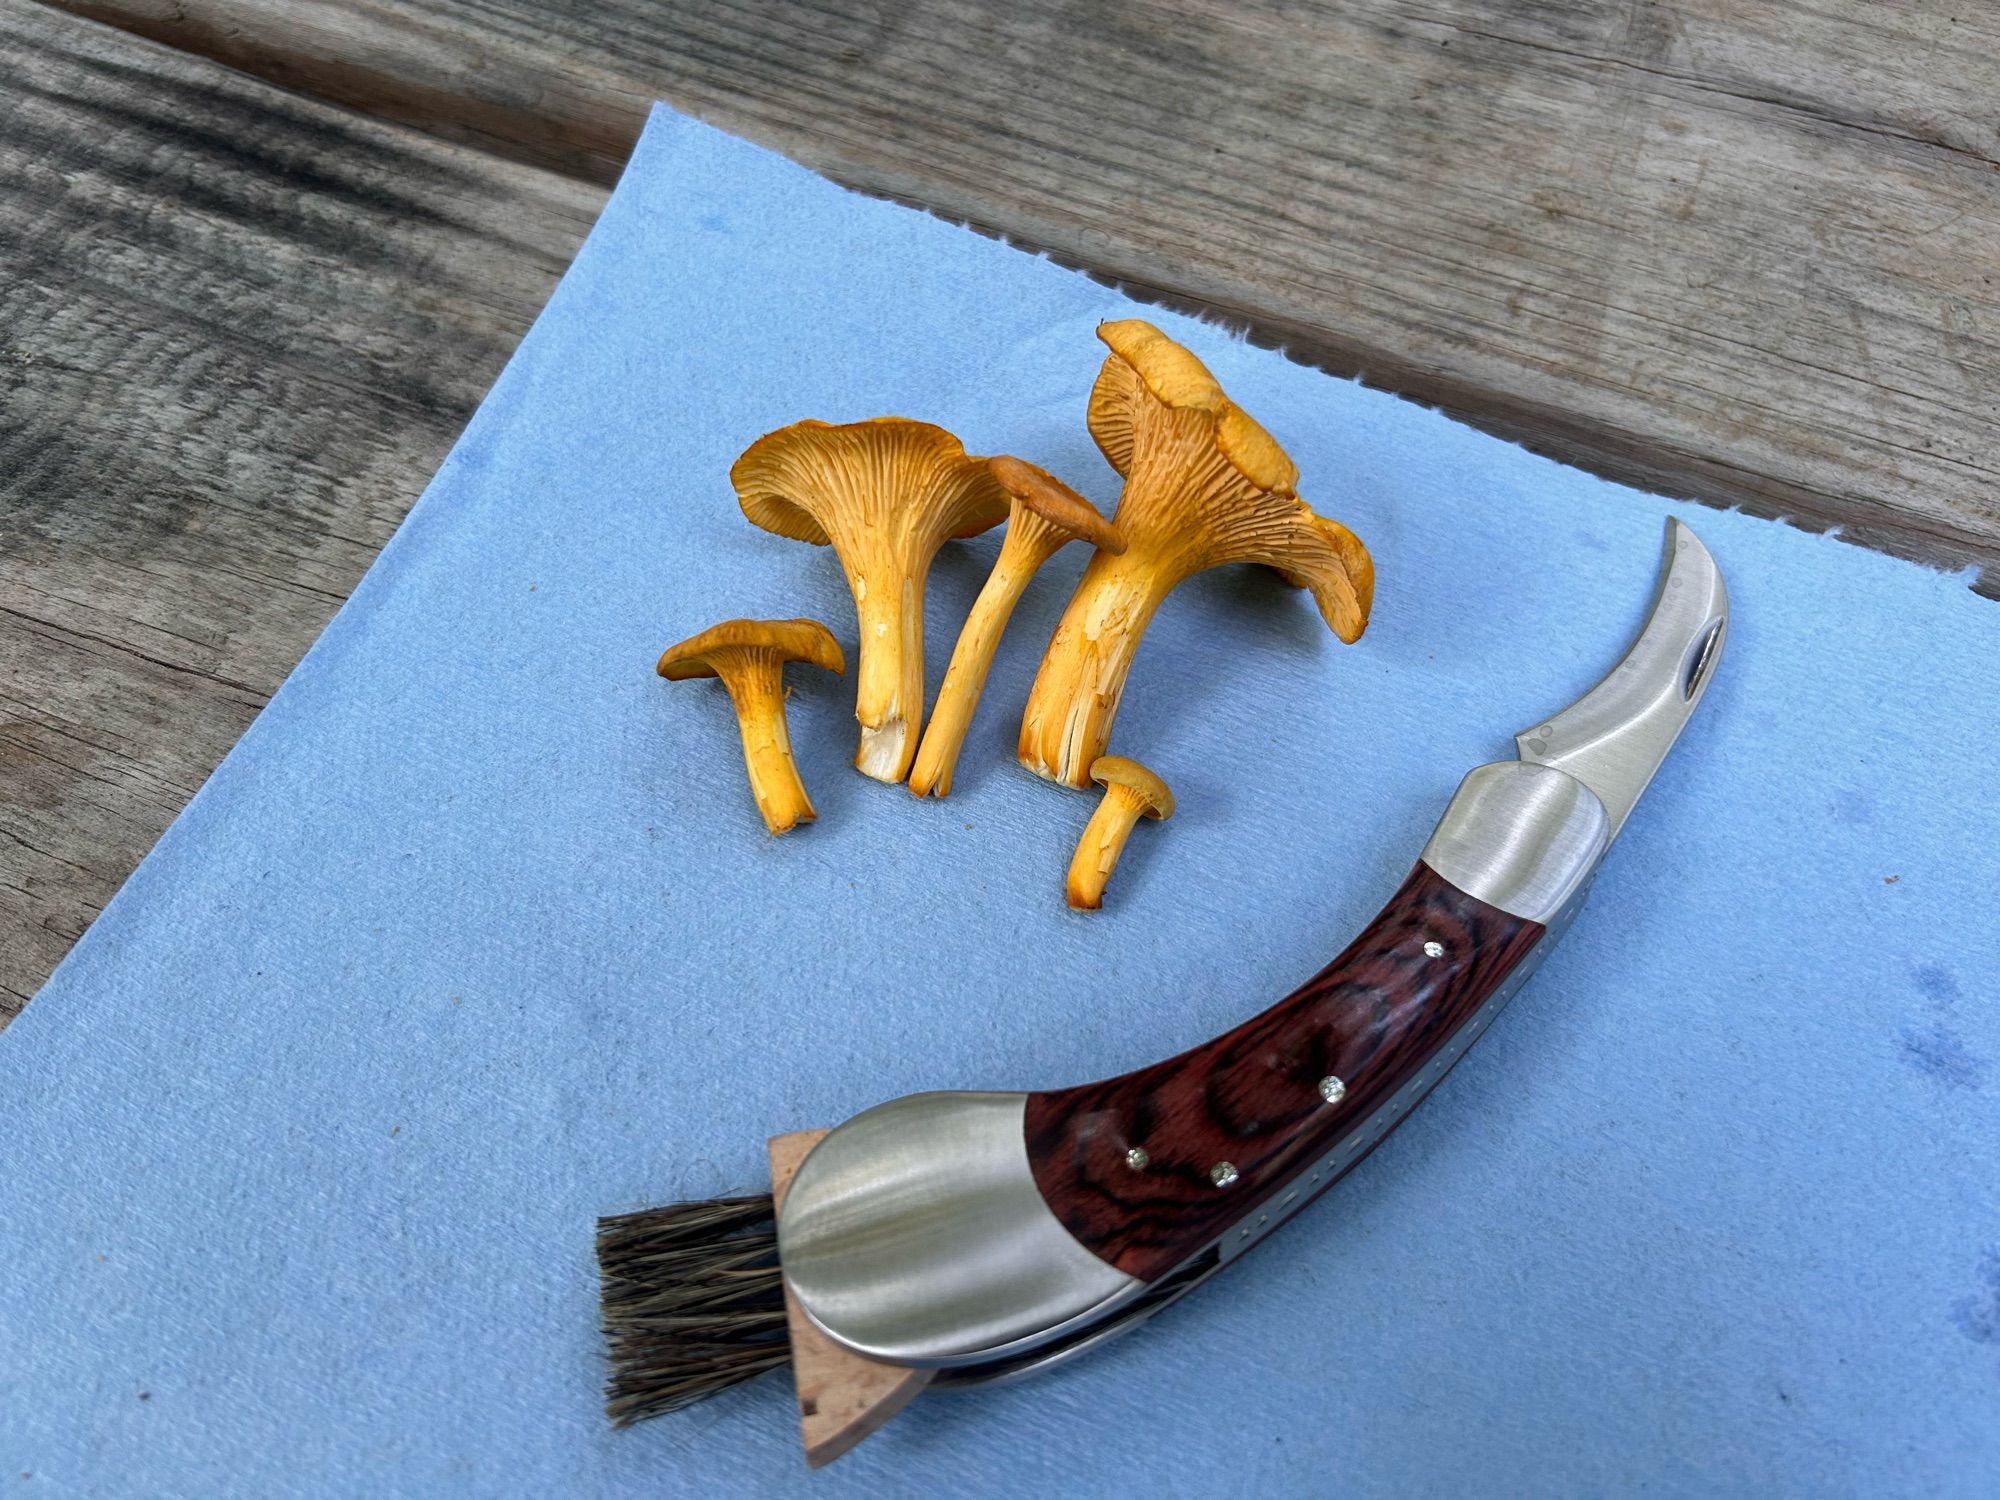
[2,104,1996,1497]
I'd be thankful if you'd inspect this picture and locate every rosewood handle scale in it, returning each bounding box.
[1024,863,1544,1283]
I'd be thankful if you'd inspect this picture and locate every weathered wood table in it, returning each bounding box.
[3,0,1996,1018]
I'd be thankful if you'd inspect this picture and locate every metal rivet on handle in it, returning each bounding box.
[1423,940,1445,958]
[1318,1075,1347,1104]
[1124,1147,1149,1170]
[1210,1162,1240,1188]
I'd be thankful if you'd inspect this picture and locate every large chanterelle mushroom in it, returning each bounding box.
[731,418,1008,784]
[1017,321,1375,787]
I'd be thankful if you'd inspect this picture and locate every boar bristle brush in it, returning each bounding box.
[596,1195,786,1425]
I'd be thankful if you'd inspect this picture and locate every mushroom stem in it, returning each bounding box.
[912,456,1123,800]
[850,571,923,783]
[1066,787,1149,910]
[1019,547,1175,787]
[719,657,817,834]
[907,534,1044,798]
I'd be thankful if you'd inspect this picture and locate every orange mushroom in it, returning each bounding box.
[1018,321,1374,787]
[1065,755,1174,910]
[657,618,845,835]
[908,457,1122,799]
[732,419,1008,784]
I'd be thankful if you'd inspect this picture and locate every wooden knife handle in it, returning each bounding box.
[1023,863,1545,1282]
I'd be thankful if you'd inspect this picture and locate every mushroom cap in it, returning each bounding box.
[657,617,846,680]
[731,417,1009,546]
[1088,754,1174,818]
[1087,320,1299,496]
[1083,319,1371,643]
[1272,514,1375,641]
[986,455,1125,555]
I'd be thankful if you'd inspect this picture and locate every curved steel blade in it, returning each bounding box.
[1516,518,1727,843]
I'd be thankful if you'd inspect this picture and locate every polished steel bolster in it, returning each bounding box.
[1418,761,1610,923]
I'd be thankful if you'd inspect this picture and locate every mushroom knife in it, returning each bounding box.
[598,517,1727,1465]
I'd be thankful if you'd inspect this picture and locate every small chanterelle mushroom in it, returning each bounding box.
[1019,320,1375,787]
[731,419,1009,784]
[657,618,845,836]
[907,456,1123,799]
[1066,755,1174,910]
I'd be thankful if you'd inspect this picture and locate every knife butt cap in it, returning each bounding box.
[768,1129,934,1468]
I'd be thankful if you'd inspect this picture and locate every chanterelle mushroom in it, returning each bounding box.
[657,618,845,835]
[1018,321,1374,786]
[731,419,1008,784]
[1066,755,1174,910]
[907,456,1123,799]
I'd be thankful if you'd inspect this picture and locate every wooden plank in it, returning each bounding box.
[45,0,2000,590]
[0,2,603,1018]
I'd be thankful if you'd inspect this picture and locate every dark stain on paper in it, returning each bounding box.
[1951,1249,2000,1344]
[1900,1023,1987,1090]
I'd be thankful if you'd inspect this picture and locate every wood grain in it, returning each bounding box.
[1025,863,1542,1282]
[0,3,602,1017]
[44,0,2000,588]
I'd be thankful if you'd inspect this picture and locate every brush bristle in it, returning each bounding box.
[597,1194,791,1426]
